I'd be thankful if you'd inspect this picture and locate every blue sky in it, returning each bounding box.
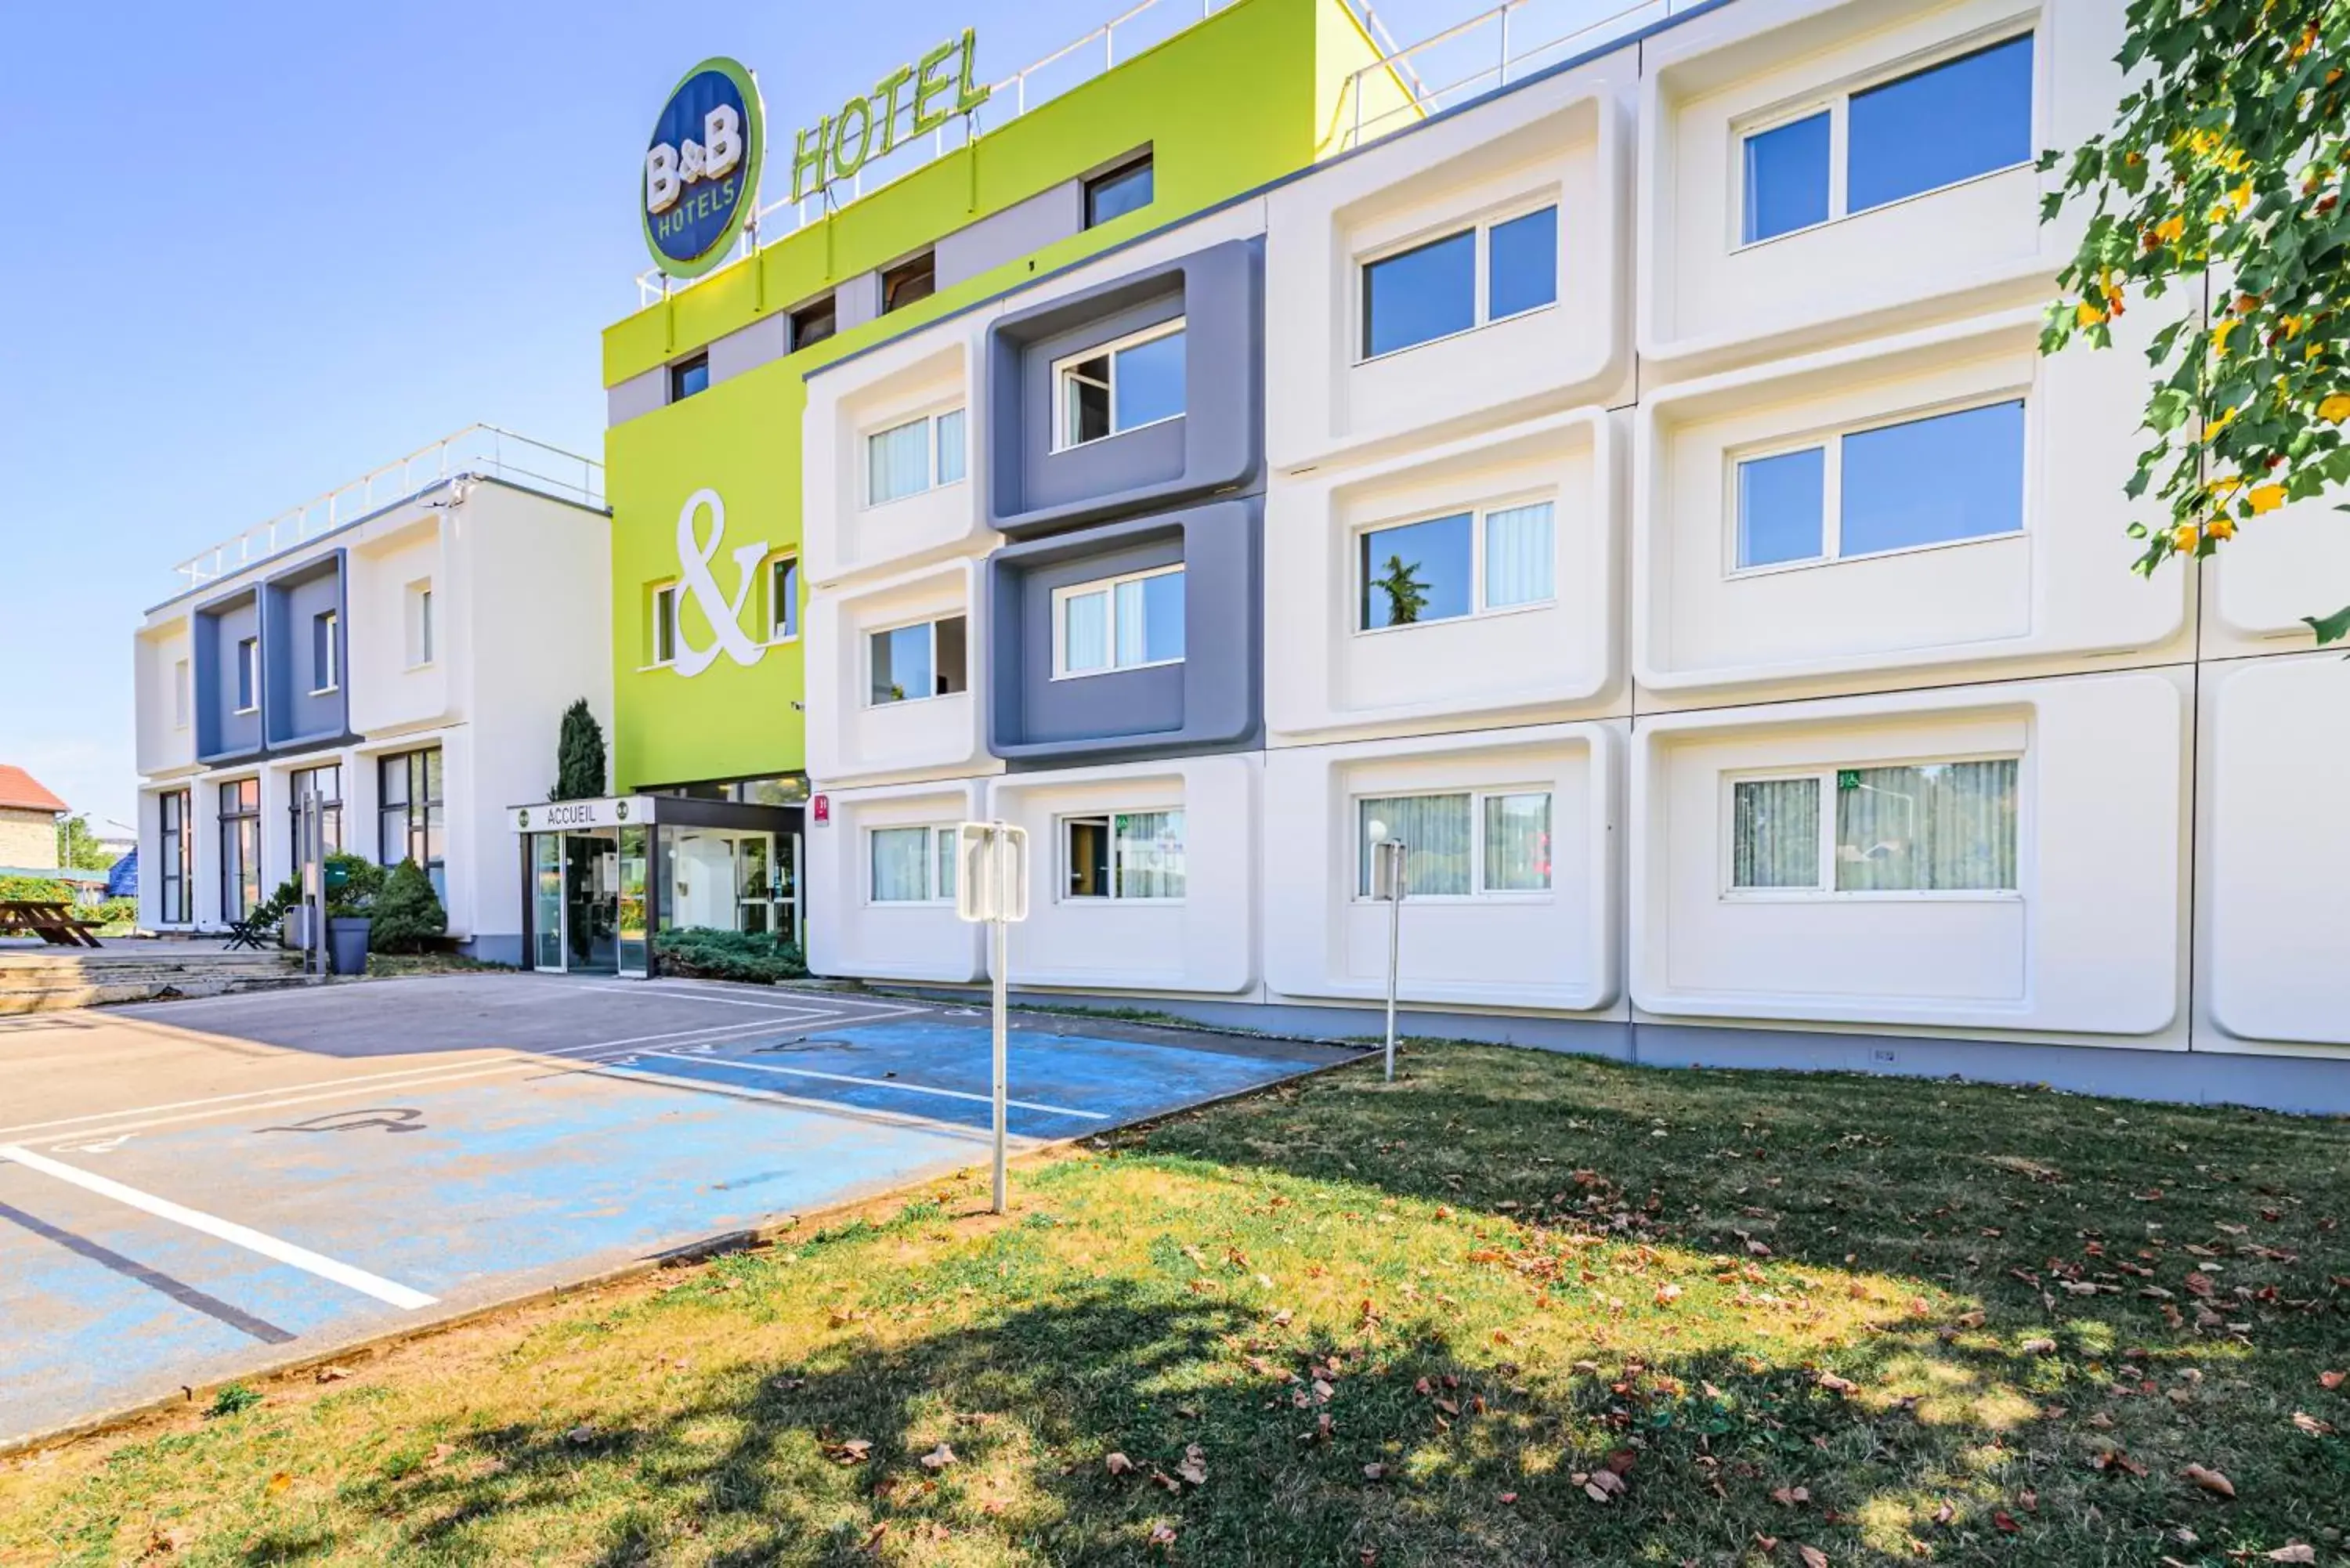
[0,0,1460,830]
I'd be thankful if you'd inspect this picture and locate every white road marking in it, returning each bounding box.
[0,1143,439,1310]
[574,1062,1014,1144]
[625,1049,1108,1119]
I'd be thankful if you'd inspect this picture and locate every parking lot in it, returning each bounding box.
[0,974,1351,1448]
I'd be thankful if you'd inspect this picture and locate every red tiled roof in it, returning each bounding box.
[0,765,68,815]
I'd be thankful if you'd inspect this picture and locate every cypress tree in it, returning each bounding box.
[551,699,606,801]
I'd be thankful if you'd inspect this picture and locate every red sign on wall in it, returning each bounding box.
[812,793,830,825]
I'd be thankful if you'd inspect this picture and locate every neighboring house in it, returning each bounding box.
[131,428,611,962]
[0,765,67,869]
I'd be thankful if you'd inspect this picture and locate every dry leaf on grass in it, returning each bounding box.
[2264,1548,2316,1564]
[827,1438,873,1465]
[2291,1411,2334,1436]
[265,1472,291,1496]
[563,1424,596,1446]
[1800,1546,1829,1568]
[919,1443,957,1471]
[313,1365,352,1384]
[2182,1463,2235,1499]
[1104,1452,1135,1476]
[1177,1444,1209,1486]
[2319,1370,2345,1391]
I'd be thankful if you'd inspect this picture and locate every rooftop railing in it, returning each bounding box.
[1336,0,1684,151]
[169,425,604,593]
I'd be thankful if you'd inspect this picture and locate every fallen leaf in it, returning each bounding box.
[2265,1548,2317,1564]
[1817,1373,1857,1396]
[2021,1338,2059,1355]
[1993,1510,2020,1534]
[427,1442,457,1468]
[1748,1240,1773,1257]
[1800,1547,1828,1568]
[265,1472,291,1495]
[2291,1411,2334,1436]
[1151,1469,1181,1494]
[1361,1461,1386,1481]
[2182,1463,2235,1500]
[1772,1485,1812,1506]
[1177,1443,1208,1487]
[829,1438,874,1465]
[1930,1503,1954,1526]
[1149,1523,1177,1548]
[1498,1491,1519,1505]
[1105,1452,1135,1476]
[919,1443,957,1471]
[313,1365,352,1384]
[563,1424,596,1446]
[2321,1371,2345,1391]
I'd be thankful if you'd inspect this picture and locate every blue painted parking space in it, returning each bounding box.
[0,975,1353,1447]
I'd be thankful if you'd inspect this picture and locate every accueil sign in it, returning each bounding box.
[791,30,990,203]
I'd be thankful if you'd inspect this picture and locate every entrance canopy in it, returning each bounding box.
[510,795,804,977]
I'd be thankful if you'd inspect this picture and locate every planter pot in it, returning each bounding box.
[327,916,372,977]
[281,907,317,951]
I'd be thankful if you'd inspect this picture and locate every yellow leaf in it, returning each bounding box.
[2074,300,2106,328]
[2212,320,2240,356]
[2171,524,2201,554]
[2318,393,2350,423]
[2248,484,2287,514]
[2154,214,2186,244]
[2206,516,2237,541]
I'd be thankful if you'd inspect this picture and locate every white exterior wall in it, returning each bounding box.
[806,778,989,983]
[804,557,996,789]
[786,0,2350,1103]
[132,479,609,956]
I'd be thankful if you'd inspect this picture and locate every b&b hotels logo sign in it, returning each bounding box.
[643,58,764,279]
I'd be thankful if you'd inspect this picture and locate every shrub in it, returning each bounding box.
[324,854,385,919]
[368,859,446,954]
[653,927,808,985]
[0,876,75,905]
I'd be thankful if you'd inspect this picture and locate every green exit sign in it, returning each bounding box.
[1836,769,1862,791]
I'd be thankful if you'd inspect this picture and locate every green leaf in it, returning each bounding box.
[2305,605,2350,645]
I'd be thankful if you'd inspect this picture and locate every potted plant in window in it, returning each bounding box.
[323,854,385,976]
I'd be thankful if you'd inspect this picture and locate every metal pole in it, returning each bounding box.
[1383,858,1401,1082]
[990,884,1009,1214]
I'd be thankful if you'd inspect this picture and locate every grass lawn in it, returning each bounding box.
[3,1042,2346,1566]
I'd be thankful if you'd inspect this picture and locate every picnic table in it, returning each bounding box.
[0,899,103,948]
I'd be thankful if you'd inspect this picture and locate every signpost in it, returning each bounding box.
[1368,835,1408,1082]
[955,821,1029,1213]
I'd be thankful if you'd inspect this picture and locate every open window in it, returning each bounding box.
[791,294,838,351]
[1053,320,1186,450]
[882,251,937,314]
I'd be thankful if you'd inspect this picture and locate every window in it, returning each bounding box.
[287,763,344,865]
[310,610,338,693]
[158,789,191,923]
[404,580,436,667]
[1361,204,1559,359]
[1734,399,2026,569]
[1063,810,1184,901]
[867,615,968,704]
[669,352,710,403]
[1084,153,1154,227]
[172,659,190,730]
[217,779,260,922]
[865,406,967,506]
[379,747,446,902]
[650,583,679,667]
[870,825,958,903]
[1358,500,1554,630]
[233,636,259,714]
[790,294,837,351]
[1356,790,1553,898]
[1741,33,2035,244]
[1729,759,2019,894]
[881,251,935,314]
[1054,565,1184,677]
[1054,321,1185,450]
[768,556,800,641]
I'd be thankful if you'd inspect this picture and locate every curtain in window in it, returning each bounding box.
[1482,793,1553,891]
[1835,760,2018,891]
[868,418,931,504]
[871,828,931,901]
[1483,501,1555,609]
[1063,590,1109,673]
[935,829,958,903]
[1114,578,1148,666]
[1732,777,1820,888]
[1115,811,1185,899]
[935,410,966,486]
[1358,794,1472,896]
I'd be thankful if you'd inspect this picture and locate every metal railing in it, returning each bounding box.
[1338,0,1679,151]
[634,0,1246,307]
[170,425,605,591]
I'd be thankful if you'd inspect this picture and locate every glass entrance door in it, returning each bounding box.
[531,834,563,972]
[562,832,618,974]
[616,826,649,978]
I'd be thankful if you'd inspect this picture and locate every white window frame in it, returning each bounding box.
[233,636,259,714]
[649,583,680,669]
[1050,563,1186,680]
[864,613,966,707]
[866,823,959,905]
[1352,491,1558,637]
[862,403,968,509]
[1350,787,1556,904]
[1719,754,2025,902]
[404,580,436,670]
[310,610,339,695]
[1059,809,1187,904]
[1050,319,1187,453]
[767,554,801,645]
[1355,197,1561,365]
[1725,392,2030,579]
[1730,27,2037,252]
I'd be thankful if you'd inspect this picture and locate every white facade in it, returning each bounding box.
[794,0,2350,1107]
[134,475,610,963]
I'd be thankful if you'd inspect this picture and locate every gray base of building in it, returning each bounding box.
[461,934,526,968]
[877,986,2350,1118]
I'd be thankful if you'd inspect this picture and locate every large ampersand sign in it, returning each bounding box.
[672,488,768,677]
